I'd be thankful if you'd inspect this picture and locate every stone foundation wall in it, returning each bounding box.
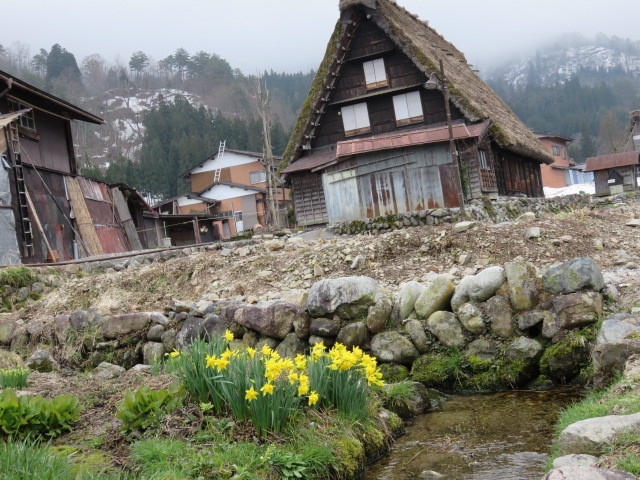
[0,256,612,393]
[328,193,632,236]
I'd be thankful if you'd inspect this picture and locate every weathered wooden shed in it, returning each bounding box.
[281,0,552,226]
[585,151,640,197]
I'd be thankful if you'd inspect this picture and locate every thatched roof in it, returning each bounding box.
[281,0,553,170]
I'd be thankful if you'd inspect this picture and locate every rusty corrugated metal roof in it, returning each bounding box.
[336,121,490,158]
[281,149,337,174]
[585,151,640,172]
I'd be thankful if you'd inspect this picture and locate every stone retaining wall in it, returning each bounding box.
[0,256,611,393]
[328,193,635,236]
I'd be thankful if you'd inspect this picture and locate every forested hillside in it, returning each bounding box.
[0,43,314,198]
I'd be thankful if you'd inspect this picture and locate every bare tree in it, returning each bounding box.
[598,110,624,155]
[248,74,282,229]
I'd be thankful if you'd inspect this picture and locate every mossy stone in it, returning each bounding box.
[379,363,410,383]
[333,435,365,480]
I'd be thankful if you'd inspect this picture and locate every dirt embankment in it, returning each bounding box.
[11,202,640,321]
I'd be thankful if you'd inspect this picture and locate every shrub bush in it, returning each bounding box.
[116,383,184,434]
[0,368,30,389]
[0,389,81,439]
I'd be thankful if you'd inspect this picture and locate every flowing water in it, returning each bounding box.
[365,389,582,480]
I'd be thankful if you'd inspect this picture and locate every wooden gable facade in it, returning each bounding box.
[282,0,552,226]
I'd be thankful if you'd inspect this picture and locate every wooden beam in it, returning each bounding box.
[111,187,143,251]
[65,176,104,257]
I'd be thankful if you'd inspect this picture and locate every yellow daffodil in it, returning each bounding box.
[260,382,275,395]
[221,349,233,359]
[246,347,256,359]
[295,354,307,371]
[308,391,319,406]
[216,357,230,371]
[205,355,217,368]
[288,372,299,384]
[311,342,326,359]
[261,345,273,356]
[224,330,234,342]
[245,386,258,401]
[165,349,180,358]
[298,382,309,396]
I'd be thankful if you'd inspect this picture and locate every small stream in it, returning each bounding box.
[365,389,582,480]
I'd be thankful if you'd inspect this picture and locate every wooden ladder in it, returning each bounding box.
[213,140,226,183]
[8,122,34,257]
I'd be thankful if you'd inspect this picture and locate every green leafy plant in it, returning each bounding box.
[117,383,184,434]
[0,368,30,388]
[0,389,81,439]
[0,266,36,289]
[263,447,308,479]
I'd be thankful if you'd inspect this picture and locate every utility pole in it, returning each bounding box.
[439,59,466,215]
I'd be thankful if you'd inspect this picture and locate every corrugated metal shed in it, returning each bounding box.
[585,151,640,172]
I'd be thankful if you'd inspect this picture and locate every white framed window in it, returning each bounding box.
[7,99,36,132]
[552,145,560,156]
[341,102,371,136]
[392,91,423,126]
[363,58,387,89]
[562,147,567,159]
[249,170,267,184]
[478,149,490,171]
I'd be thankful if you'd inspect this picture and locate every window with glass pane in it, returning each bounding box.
[478,149,490,170]
[249,170,267,184]
[341,103,371,136]
[7,99,36,131]
[393,91,424,126]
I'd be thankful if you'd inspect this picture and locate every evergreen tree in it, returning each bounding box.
[45,44,81,84]
[579,122,597,161]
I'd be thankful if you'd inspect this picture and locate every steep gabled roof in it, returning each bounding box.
[179,149,282,179]
[282,0,553,169]
[196,181,266,196]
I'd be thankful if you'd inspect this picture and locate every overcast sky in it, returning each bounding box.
[3,0,638,75]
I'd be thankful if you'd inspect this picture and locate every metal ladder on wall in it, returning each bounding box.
[8,122,34,257]
[212,140,226,183]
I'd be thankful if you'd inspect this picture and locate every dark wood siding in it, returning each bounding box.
[291,171,328,226]
[312,19,463,150]
[494,147,543,198]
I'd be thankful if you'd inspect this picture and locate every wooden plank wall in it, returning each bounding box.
[65,176,104,256]
[291,171,328,226]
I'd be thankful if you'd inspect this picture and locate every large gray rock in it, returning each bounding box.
[596,314,640,345]
[142,342,165,365]
[426,311,465,348]
[100,312,167,339]
[592,340,640,388]
[367,297,393,333]
[147,324,165,342]
[456,302,485,334]
[404,319,430,354]
[93,361,126,380]
[26,350,59,372]
[233,301,298,339]
[519,310,551,331]
[275,333,308,358]
[504,260,539,311]
[393,281,426,322]
[541,466,635,480]
[415,275,455,320]
[293,312,311,340]
[557,412,640,456]
[336,322,368,348]
[307,276,380,319]
[0,320,17,344]
[553,292,603,329]
[484,295,514,338]
[174,316,205,350]
[552,454,600,469]
[506,336,543,362]
[451,266,506,311]
[465,338,500,362]
[310,317,341,337]
[52,314,72,344]
[542,257,605,295]
[370,331,420,365]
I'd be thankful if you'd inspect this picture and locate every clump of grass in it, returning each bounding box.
[0,368,30,388]
[377,381,417,417]
[0,439,75,480]
[0,266,36,289]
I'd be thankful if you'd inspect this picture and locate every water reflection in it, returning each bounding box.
[365,389,581,480]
